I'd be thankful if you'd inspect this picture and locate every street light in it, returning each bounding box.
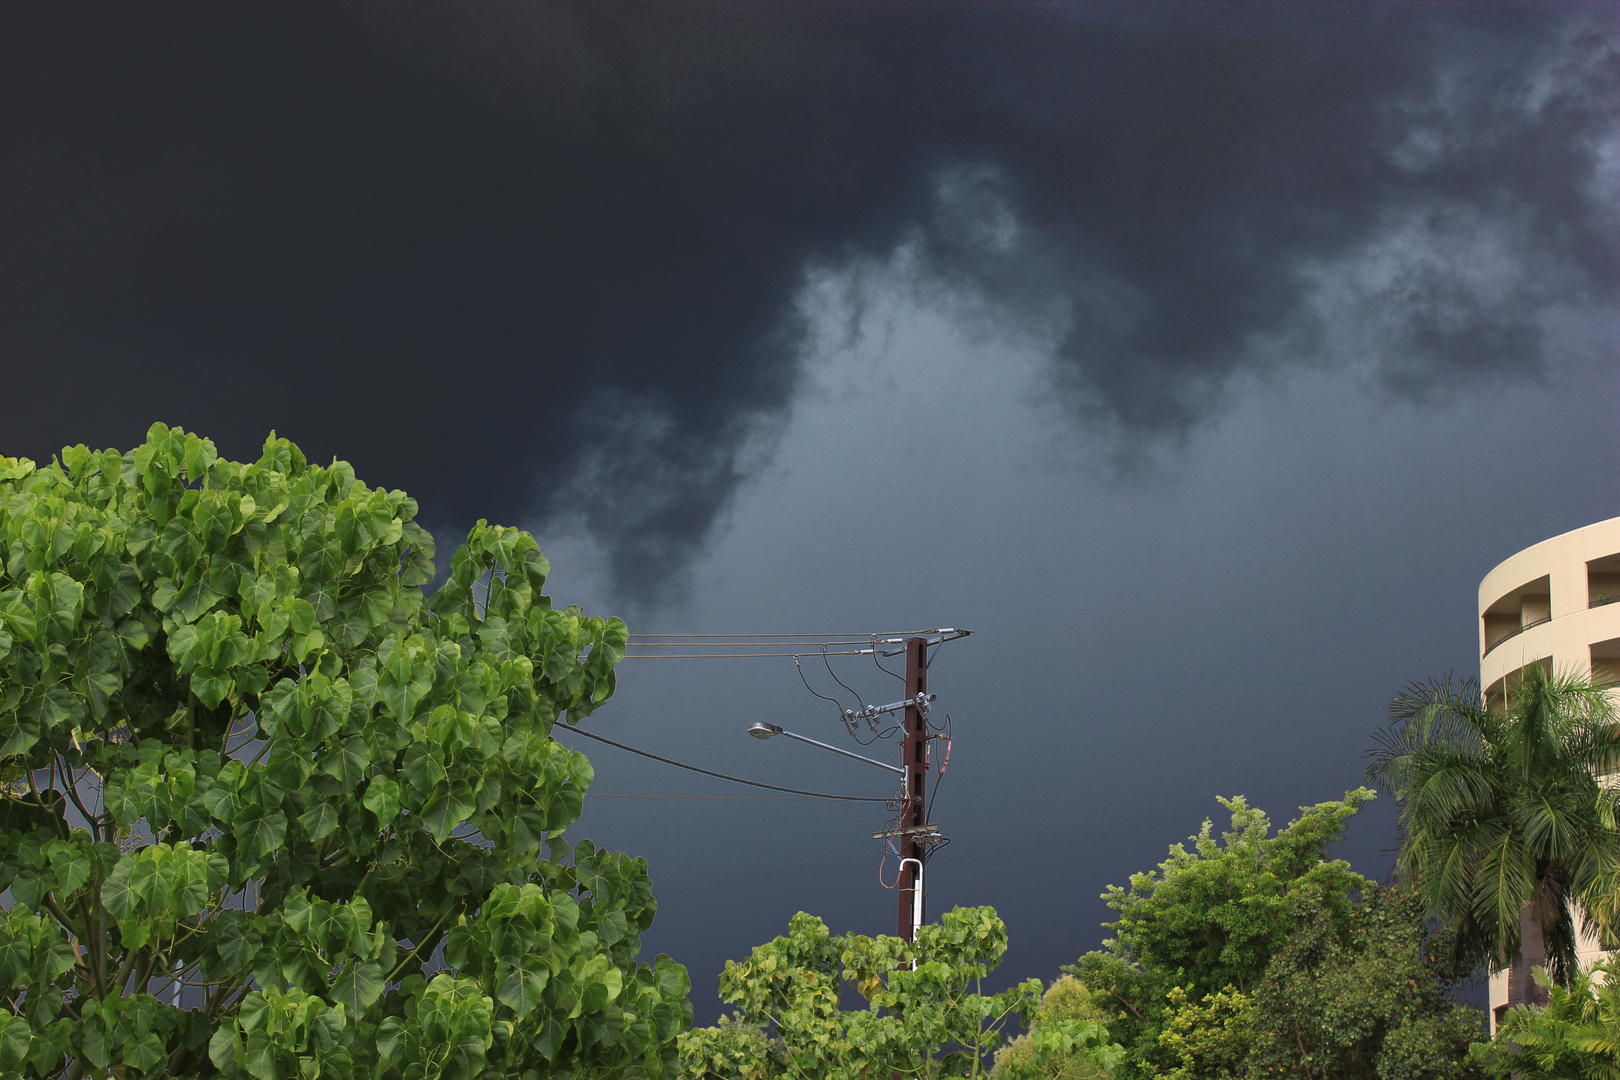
[746,722,905,776]
[748,720,921,946]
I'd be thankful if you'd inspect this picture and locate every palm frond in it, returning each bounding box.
[1373,667,1620,986]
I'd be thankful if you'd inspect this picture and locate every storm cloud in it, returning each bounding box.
[2,3,1615,595]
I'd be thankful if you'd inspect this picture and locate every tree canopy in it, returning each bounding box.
[0,424,690,1079]
[1067,791,1484,1080]
[678,907,1119,1080]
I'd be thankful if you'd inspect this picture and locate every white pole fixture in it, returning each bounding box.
[898,857,924,966]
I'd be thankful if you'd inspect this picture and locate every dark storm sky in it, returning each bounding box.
[4,2,1619,1020]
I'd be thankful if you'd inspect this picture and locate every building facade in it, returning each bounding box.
[1479,515,1620,1026]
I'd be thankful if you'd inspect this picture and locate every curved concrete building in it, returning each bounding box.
[1478,515,1620,1026]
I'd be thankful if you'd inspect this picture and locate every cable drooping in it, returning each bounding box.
[823,646,867,716]
[924,726,952,825]
[796,656,854,735]
[565,726,889,802]
[871,637,907,683]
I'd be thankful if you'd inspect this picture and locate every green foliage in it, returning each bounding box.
[0,425,691,1078]
[1366,668,1620,985]
[678,1015,778,1080]
[1471,959,1620,1079]
[992,978,1122,1080]
[1153,985,1249,1080]
[1240,886,1483,1080]
[680,907,1117,1080]
[1066,791,1375,1075]
[1067,792,1484,1080]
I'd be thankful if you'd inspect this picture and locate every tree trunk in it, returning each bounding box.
[1511,903,1551,1008]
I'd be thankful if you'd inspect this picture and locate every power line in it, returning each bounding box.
[621,650,875,659]
[563,726,891,802]
[626,632,924,638]
[586,793,834,801]
[619,628,970,660]
[627,642,879,649]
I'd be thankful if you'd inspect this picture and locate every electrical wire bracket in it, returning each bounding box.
[844,691,934,730]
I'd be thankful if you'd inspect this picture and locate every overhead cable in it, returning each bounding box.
[620,629,971,660]
[586,793,831,801]
[563,726,890,803]
[620,650,874,659]
[626,632,922,639]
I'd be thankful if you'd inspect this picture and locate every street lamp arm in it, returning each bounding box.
[779,729,907,775]
[748,722,906,775]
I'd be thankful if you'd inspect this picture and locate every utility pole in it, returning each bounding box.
[898,635,927,941]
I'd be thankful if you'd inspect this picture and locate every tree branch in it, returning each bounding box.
[385,907,456,983]
[207,975,247,1020]
[26,767,69,840]
[127,949,156,996]
[108,946,145,999]
[56,754,101,843]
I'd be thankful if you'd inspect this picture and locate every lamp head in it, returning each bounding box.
[748,722,783,740]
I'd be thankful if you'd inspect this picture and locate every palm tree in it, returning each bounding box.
[1365,664,1620,991]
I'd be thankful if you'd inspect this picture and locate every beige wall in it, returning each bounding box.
[1478,515,1620,1030]
[1479,517,1620,691]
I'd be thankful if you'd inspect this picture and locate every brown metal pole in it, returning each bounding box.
[899,636,927,941]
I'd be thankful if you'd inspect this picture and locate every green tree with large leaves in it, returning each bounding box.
[1365,667,1620,990]
[0,424,691,1079]
[678,907,1120,1080]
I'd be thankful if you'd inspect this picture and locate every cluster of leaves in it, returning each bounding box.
[679,907,1116,1080]
[990,977,1122,1080]
[0,424,691,1079]
[1066,791,1485,1080]
[1471,959,1620,1078]
[1148,887,1484,1080]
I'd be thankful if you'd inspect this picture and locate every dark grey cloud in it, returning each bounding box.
[1,3,1614,595]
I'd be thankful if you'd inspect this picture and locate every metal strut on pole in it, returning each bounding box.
[898,636,928,941]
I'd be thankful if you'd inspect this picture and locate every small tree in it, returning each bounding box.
[991,977,1119,1080]
[1066,792,1375,1076]
[1241,886,1484,1080]
[1067,792,1485,1080]
[679,907,1117,1080]
[0,425,691,1079]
